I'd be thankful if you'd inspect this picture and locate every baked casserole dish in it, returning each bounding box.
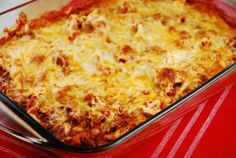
[0,0,236,148]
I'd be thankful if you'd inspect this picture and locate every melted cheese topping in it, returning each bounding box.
[0,0,235,146]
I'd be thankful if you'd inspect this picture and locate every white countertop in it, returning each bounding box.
[0,0,30,13]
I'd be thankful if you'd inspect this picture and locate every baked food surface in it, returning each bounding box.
[0,0,236,147]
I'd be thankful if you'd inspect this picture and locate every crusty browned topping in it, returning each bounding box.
[153,13,161,20]
[179,30,191,39]
[121,45,133,54]
[0,67,10,92]
[31,54,46,65]
[158,68,176,84]
[54,55,70,67]
[228,37,236,52]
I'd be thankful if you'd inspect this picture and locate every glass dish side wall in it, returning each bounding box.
[0,0,236,156]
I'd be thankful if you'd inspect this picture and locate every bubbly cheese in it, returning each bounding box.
[0,0,235,147]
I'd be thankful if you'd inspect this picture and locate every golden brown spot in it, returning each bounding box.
[161,18,169,26]
[0,67,11,92]
[131,24,138,33]
[84,93,95,102]
[168,26,177,33]
[159,68,176,83]
[197,30,207,38]
[179,16,186,23]
[83,21,94,33]
[118,58,127,63]
[54,54,70,67]
[98,66,111,75]
[104,133,116,141]
[179,31,191,39]
[31,54,45,64]
[106,36,112,43]
[121,45,132,54]
[91,128,100,136]
[119,2,129,14]
[142,90,150,95]
[153,13,161,20]
[101,109,110,117]
[76,18,84,29]
[26,95,37,111]
[68,30,81,41]
[56,86,75,104]
[96,21,106,28]
[0,67,10,83]
[200,40,211,49]
[174,40,185,48]
[228,37,236,52]
[199,74,208,84]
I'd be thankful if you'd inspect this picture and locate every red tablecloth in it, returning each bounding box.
[0,84,236,158]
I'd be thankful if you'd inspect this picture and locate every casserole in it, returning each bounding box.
[0,0,236,157]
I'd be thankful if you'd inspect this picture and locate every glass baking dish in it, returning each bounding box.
[0,0,236,157]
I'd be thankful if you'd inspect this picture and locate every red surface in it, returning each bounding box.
[0,84,236,158]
